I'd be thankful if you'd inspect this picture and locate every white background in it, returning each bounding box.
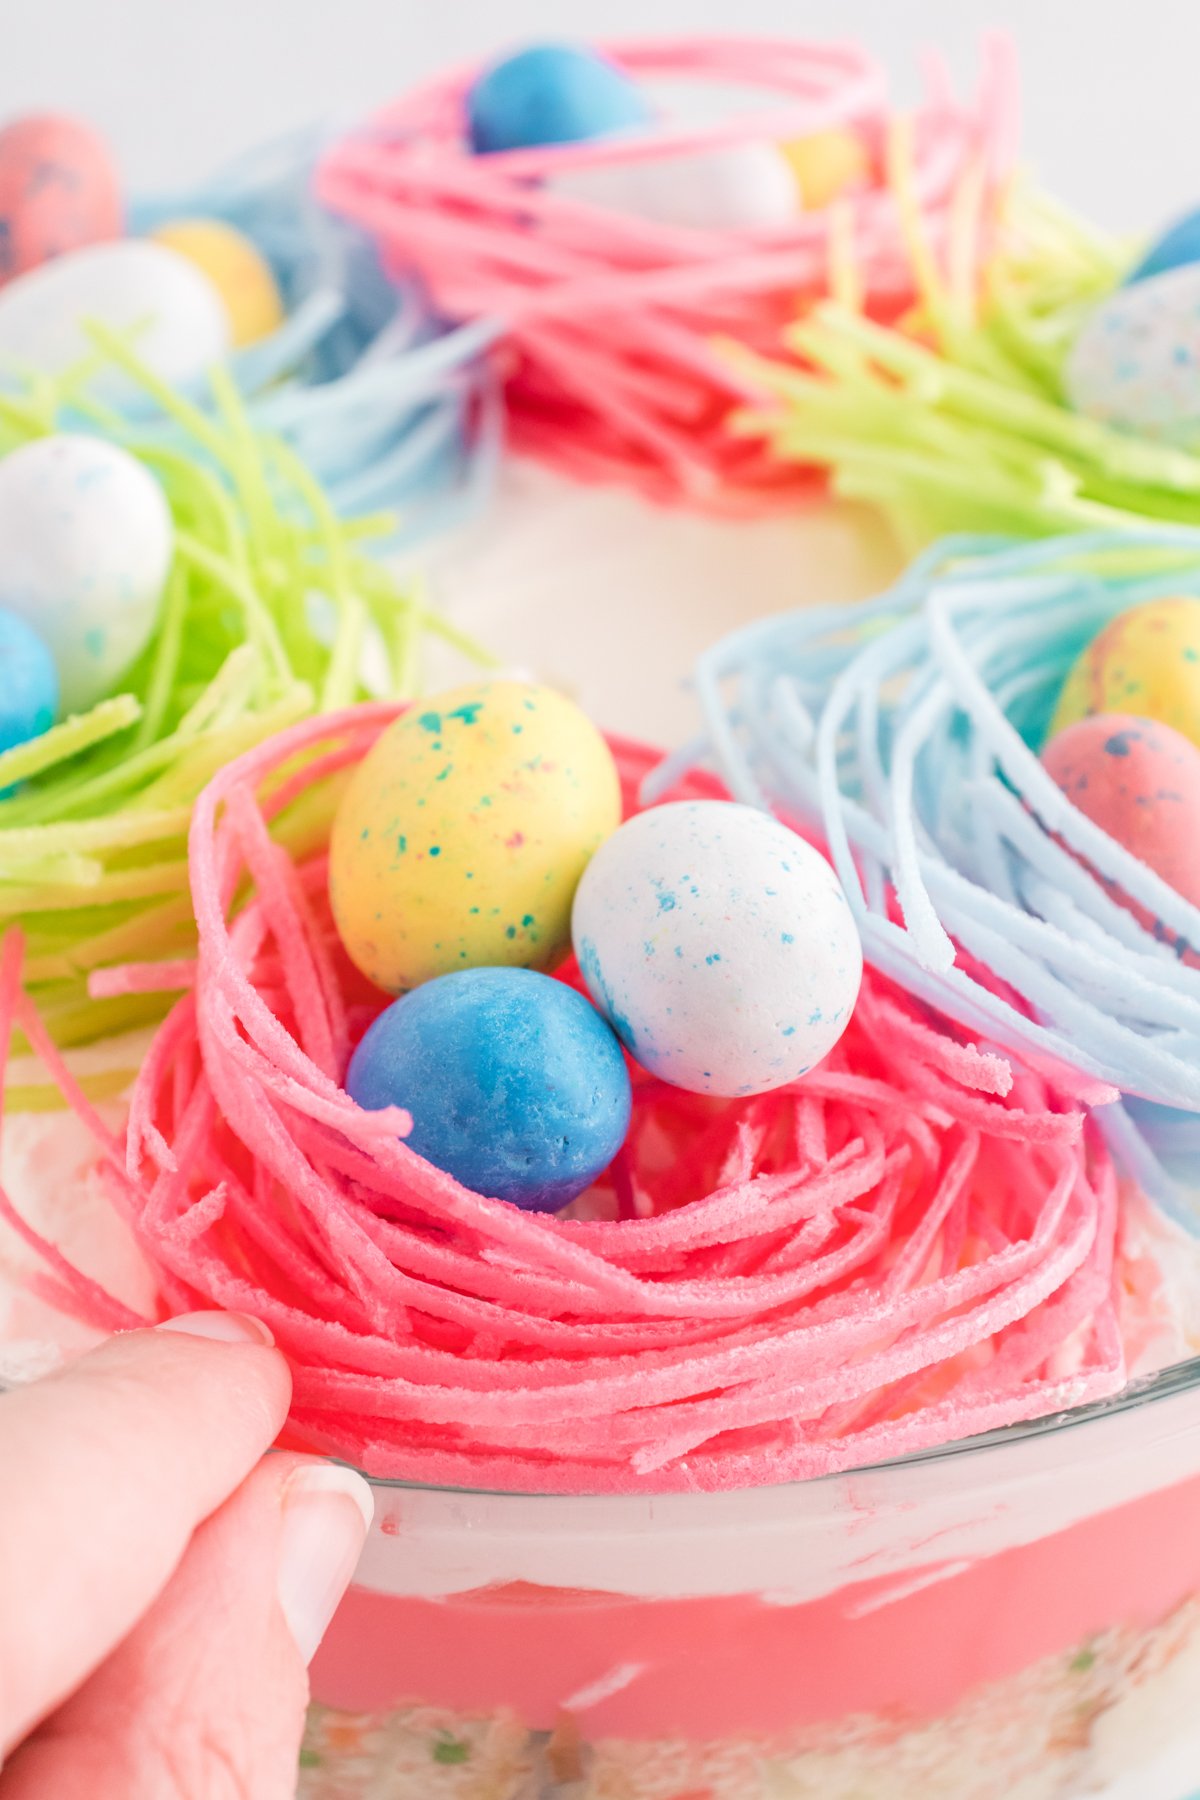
[0,0,1191,232]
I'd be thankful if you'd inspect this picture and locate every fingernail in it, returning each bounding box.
[277,1463,374,1664]
[156,1311,276,1347]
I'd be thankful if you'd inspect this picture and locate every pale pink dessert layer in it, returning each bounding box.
[312,1462,1200,1741]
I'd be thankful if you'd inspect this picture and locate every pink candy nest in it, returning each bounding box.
[0,707,1126,1494]
[317,36,1019,513]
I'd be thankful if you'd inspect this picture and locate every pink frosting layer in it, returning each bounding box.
[312,1468,1200,1739]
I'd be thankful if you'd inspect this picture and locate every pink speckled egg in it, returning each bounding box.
[1042,712,1200,950]
[0,114,122,286]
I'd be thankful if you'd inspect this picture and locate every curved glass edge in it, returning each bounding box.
[349,1352,1200,1498]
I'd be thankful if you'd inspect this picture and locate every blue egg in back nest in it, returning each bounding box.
[467,43,651,155]
[345,966,632,1213]
[1128,206,1200,285]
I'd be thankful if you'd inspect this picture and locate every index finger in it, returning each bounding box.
[0,1313,291,1757]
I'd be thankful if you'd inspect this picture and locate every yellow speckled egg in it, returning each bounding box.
[778,130,869,210]
[1051,596,1200,749]
[330,680,622,992]
[150,217,283,347]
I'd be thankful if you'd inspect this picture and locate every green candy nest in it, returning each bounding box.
[0,332,485,1104]
[726,179,1199,553]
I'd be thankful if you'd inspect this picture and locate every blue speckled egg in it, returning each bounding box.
[467,43,651,155]
[1066,265,1200,442]
[571,800,863,1097]
[345,967,632,1214]
[0,605,57,764]
[1128,208,1200,285]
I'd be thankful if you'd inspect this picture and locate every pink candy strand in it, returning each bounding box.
[316,35,1019,511]
[0,708,1123,1492]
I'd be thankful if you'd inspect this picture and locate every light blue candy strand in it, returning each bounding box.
[677,527,1200,1226]
[123,130,504,546]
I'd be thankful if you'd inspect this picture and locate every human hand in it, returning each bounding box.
[0,1312,373,1799]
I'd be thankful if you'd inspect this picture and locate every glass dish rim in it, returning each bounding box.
[351,1351,1200,1497]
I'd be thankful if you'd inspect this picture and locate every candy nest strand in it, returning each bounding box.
[724,175,1176,552]
[317,36,1018,512]
[0,711,1122,1493]
[129,130,503,542]
[0,351,483,1094]
[668,527,1200,1224]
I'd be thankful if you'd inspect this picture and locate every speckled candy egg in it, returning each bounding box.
[330,680,622,993]
[0,434,173,714]
[571,799,863,1097]
[468,43,651,153]
[1051,595,1200,749]
[1042,713,1200,945]
[1065,265,1200,442]
[150,217,284,347]
[346,967,632,1213]
[555,142,799,233]
[0,114,122,286]
[0,238,229,395]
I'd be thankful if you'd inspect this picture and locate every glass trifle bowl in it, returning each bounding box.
[303,1359,1200,1800]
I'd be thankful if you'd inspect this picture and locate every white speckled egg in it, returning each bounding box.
[0,237,229,397]
[554,141,798,233]
[571,799,863,1096]
[0,434,173,713]
[1066,264,1200,441]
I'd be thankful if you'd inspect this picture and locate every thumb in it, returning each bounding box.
[1,1453,373,1800]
